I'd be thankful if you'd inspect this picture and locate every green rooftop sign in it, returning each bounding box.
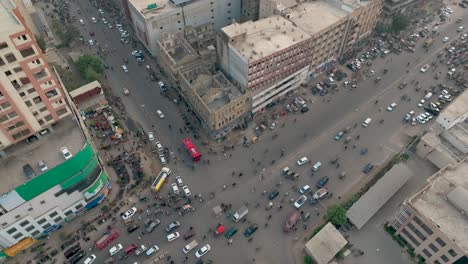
[147,3,157,9]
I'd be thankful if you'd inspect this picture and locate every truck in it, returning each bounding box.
[96,229,120,250]
[232,206,249,222]
[282,167,298,179]
[424,38,433,48]
[182,240,199,254]
[312,187,328,200]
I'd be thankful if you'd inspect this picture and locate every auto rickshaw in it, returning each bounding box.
[344,136,352,143]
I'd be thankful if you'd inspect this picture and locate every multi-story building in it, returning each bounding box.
[121,0,241,55]
[389,158,468,264]
[157,32,250,136]
[217,16,313,113]
[241,0,259,21]
[0,0,70,156]
[259,0,383,74]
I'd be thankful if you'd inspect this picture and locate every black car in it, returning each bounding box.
[300,107,309,113]
[268,190,279,200]
[22,164,36,178]
[363,163,374,174]
[316,176,329,188]
[70,250,86,264]
[127,224,140,233]
[165,221,181,232]
[244,224,258,237]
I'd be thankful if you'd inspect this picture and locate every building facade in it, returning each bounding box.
[241,0,259,21]
[0,0,70,155]
[383,0,421,15]
[122,0,241,55]
[389,159,468,264]
[217,16,313,113]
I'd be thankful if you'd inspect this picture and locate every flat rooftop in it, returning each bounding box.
[0,0,22,35]
[128,0,194,18]
[285,1,349,36]
[409,159,468,252]
[305,222,347,264]
[221,16,311,62]
[182,65,242,111]
[0,117,85,195]
[436,89,468,124]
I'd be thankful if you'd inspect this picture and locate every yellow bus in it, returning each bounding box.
[151,167,171,192]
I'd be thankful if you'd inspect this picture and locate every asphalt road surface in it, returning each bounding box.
[45,1,468,263]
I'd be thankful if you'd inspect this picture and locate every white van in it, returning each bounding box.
[362,118,372,127]
[183,240,199,254]
[122,65,128,73]
[145,245,159,256]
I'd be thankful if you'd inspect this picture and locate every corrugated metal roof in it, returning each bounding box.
[346,163,413,229]
[15,143,95,201]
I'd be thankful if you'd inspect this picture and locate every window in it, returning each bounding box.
[64,210,73,216]
[0,42,8,49]
[5,53,17,63]
[402,228,420,246]
[12,129,30,139]
[5,70,11,76]
[0,58,4,66]
[42,223,51,229]
[13,67,23,73]
[414,216,433,235]
[7,111,17,118]
[12,233,23,239]
[49,212,58,218]
[31,230,40,237]
[25,101,32,107]
[6,227,17,234]
[0,101,11,109]
[37,218,46,225]
[435,238,446,247]
[44,115,53,121]
[20,47,35,58]
[33,96,42,104]
[227,2,231,6]
[46,89,58,98]
[53,217,62,223]
[422,249,432,258]
[39,106,47,112]
[448,249,457,257]
[25,225,35,232]
[19,92,25,97]
[440,255,449,262]
[0,115,7,122]
[429,243,439,253]
[408,223,426,241]
[75,204,83,210]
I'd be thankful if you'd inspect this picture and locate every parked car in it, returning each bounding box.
[155,141,164,152]
[145,219,160,233]
[363,163,374,174]
[148,132,155,141]
[334,131,344,141]
[195,244,211,258]
[156,110,165,119]
[299,185,311,194]
[175,176,183,186]
[60,147,72,160]
[268,190,279,200]
[316,177,329,188]
[109,244,123,256]
[224,227,238,238]
[386,103,397,111]
[171,183,180,194]
[243,225,258,237]
[127,224,140,233]
[167,232,180,242]
[121,207,137,220]
[182,186,191,197]
[296,157,309,166]
[23,164,36,178]
[166,221,181,232]
[145,245,160,256]
[294,195,307,209]
[83,254,96,264]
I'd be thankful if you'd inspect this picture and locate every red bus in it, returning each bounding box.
[182,138,201,162]
[96,229,120,250]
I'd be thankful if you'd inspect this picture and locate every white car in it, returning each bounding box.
[121,207,137,220]
[79,19,84,25]
[461,33,467,40]
[60,147,72,160]
[146,245,160,256]
[158,81,167,91]
[109,244,123,256]
[458,26,464,32]
[182,185,191,197]
[296,157,309,166]
[171,183,180,194]
[156,110,165,119]
[175,176,183,186]
[121,32,129,38]
[108,24,113,29]
[294,195,307,209]
[155,141,164,152]
[167,232,180,242]
[148,132,154,141]
[445,7,453,13]
[417,99,425,108]
[195,244,211,258]
[83,254,96,264]
[98,8,104,15]
[91,17,97,23]
[159,155,167,165]
[386,102,397,111]
[420,64,430,73]
[442,37,449,43]
[299,185,310,194]
[38,160,48,172]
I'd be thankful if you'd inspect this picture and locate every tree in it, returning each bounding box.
[35,34,46,53]
[76,55,103,81]
[326,205,347,227]
[391,15,409,33]
[62,24,80,47]
[304,255,313,264]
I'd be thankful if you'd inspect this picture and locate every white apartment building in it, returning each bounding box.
[122,0,241,55]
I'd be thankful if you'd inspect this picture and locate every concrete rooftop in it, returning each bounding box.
[221,16,311,62]
[409,159,468,252]
[0,0,22,35]
[0,117,85,195]
[128,0,188,18]
[436,89,468,125]
[305,222,348,264]
[285,1,349,36]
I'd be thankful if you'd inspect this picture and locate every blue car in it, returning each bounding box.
[334,131,344,140]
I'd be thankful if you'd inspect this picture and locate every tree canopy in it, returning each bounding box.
[326,205,347,227]
[76,55,103,82]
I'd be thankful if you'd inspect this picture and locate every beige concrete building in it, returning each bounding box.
[121,0,241,55]
[390,158,468,264]
[0,0,69,156]
[157,31,250,136]
[217,16,313,113]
